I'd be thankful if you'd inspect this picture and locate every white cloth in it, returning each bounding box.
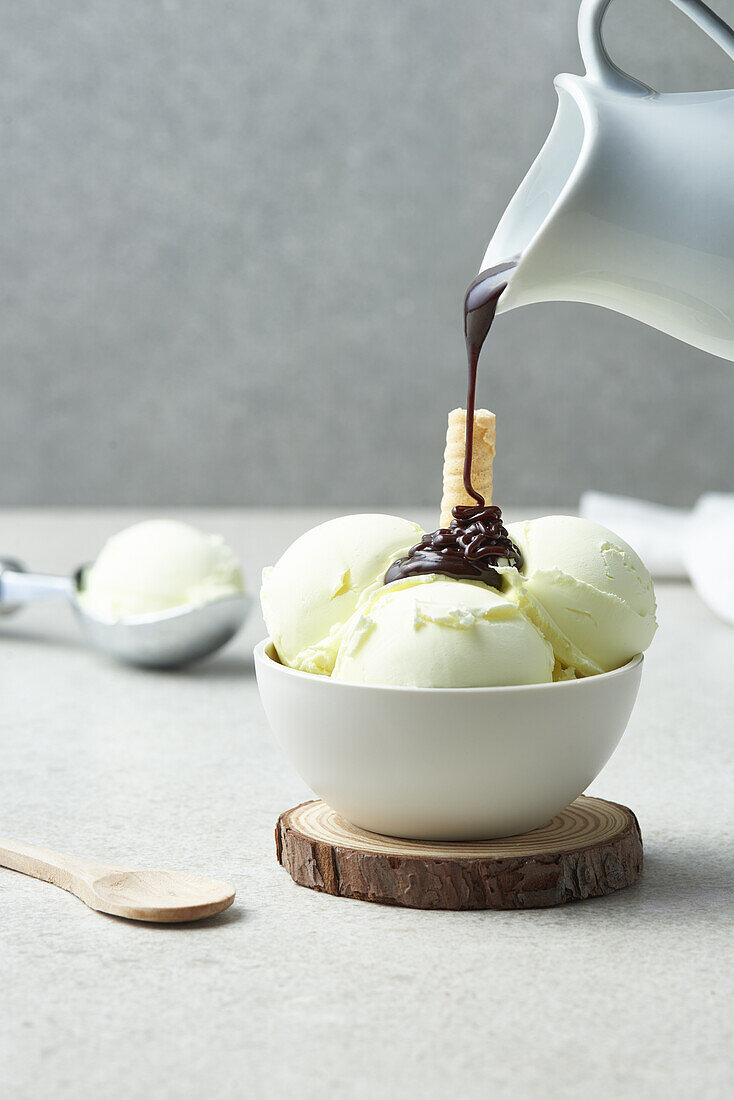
[580,491,734,626]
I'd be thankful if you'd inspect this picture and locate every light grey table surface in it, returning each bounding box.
[1,508,732,1100]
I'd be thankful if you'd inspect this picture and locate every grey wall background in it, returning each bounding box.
[2,0,733,507]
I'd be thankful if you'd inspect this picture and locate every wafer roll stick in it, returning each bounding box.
[439,408,495,528]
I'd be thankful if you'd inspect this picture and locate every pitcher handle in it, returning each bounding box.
[579,0,734,92]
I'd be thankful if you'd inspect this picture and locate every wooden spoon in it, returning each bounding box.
[0,838,236,922]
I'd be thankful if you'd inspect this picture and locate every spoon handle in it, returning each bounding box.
[0,837,112,903]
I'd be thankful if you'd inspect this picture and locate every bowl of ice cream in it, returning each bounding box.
[255,510,655,840]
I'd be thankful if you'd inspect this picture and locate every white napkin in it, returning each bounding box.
[580,491,734,626]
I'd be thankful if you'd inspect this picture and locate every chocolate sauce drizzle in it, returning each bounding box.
[385,261,521,589]
[385,505,522,590]
[463,261,517,505]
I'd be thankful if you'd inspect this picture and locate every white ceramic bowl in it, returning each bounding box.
[255,639,643,841]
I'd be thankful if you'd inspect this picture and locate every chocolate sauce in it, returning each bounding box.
[463,261,517,504]
[385,505,522,589]
[384,261,522,589]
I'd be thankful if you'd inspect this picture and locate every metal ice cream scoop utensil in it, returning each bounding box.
[0,558,251,668]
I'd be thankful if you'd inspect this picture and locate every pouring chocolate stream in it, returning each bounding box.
[462,262,517,505]
[385,263,522,589]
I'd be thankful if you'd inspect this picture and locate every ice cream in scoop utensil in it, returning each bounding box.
[0,837,236,922]
[0,558,250,668]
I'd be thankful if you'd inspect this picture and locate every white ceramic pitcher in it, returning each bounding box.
[482,0,734,360]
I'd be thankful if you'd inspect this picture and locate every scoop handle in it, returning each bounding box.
[0,560,73,613]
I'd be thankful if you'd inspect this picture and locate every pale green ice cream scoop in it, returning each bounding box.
[78,520,244,619]
[261,513,422,675]
[332,575,554,688]
[505,515,657,676]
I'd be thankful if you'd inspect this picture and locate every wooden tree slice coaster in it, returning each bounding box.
[276,796,642,910]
